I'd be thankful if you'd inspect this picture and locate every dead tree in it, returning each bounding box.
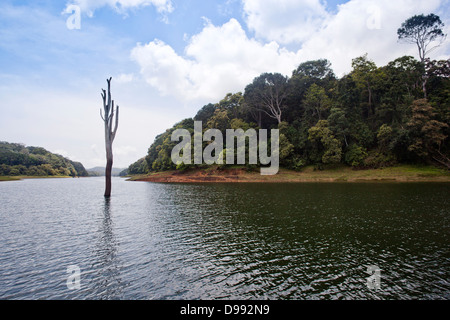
[100,77,119,197]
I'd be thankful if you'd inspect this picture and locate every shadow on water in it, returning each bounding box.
[90,197,125,299]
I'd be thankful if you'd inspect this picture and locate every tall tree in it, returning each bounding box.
[244,73,290,125]
[217,92,244,119]
[328,107,350,147]
[308,120,342,165]
[351,54,384,117]
[397,14,446,98]
[397,14,446,63]
[100,77,119,197]
[407,99,448,168]
[384,56,424,100]
[292,59,335,80]
[194,103,216,123]
[286,59,336,122]
[303,84,332,123]
[206,108,230,132]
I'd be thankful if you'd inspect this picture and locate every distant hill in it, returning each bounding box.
[87,167,126,176]
[0,141,88,177]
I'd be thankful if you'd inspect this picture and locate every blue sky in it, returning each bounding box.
[0,0,449,168]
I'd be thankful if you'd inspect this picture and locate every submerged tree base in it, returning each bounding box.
[128,165,450,183]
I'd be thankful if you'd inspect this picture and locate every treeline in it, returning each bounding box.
[125,54,449,175]
[0,141,88,177]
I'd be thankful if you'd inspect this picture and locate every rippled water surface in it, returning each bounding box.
[0,177,449,299]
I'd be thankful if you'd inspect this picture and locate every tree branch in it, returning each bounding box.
[112,105,119,142]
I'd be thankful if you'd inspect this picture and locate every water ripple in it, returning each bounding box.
[0,179,449,299]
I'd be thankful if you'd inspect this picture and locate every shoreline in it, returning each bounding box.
[128,165,450,183]
[0,175,76,182]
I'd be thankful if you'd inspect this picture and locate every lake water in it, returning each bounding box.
[0,177,449,300]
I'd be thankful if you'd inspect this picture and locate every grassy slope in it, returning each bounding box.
[129,165,450,183]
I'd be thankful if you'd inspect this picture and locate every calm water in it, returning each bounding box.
[0,177,449,300]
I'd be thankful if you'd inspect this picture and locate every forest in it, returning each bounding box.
[0,141,88,177]
[124,52,449,176]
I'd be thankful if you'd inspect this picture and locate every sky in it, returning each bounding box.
[0,0,449,169]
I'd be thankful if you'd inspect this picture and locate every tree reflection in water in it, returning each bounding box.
[91,197,124,299]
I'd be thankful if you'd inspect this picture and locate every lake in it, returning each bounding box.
[0,177,449,300]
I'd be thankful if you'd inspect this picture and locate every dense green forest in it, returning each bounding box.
[125,53,449,176]
[0,141,88,177]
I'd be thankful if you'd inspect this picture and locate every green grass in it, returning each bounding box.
[292,164,449,181]
[386,164,448,176]
[0,176,22,181]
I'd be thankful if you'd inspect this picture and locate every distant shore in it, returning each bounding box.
[0,175,74,182]
[128,165,450,183]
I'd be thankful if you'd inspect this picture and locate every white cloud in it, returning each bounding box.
[131,18,301,103]
[115,73,135,83]
[114,145,137,156]
[296,0,447,76]
[243,0,329,44]
[131,39,195,99]
[65,0,174,17]
[131,0,449,105]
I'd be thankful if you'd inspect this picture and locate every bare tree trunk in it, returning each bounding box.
[367,83,373,116]
[104,145,113,197]
[419,55,428,99]
[100,77,119,197]
[422,74,428,99]
[249,108,262,128]
[257,111,262,128]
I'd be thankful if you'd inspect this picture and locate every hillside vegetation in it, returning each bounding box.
[125,54,449,176]
[0,141,88,177]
